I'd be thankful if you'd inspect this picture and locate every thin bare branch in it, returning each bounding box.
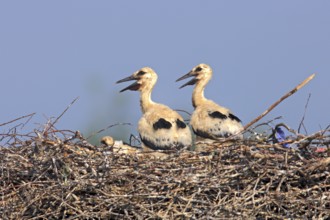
[244,73,316,131]
[86,122,133,140]
[298,93,311,134]
[0,112,36,127]
[43,97,79,134]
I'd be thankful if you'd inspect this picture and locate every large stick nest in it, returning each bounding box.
[1,126,330,219]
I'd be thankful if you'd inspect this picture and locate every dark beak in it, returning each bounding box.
[116,75,136,84]
[116,75,141,92]
[176,71,198,89]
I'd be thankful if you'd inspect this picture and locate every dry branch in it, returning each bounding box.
[0,113,36,127]
[244,73,316,131]
[43,97,79,134]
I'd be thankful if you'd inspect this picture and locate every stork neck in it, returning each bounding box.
[192,81,207,108]
[140,88,155,113]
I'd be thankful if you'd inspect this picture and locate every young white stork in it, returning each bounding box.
[100,136,140,155]
[116,67,192,153]
[176,64,243,140]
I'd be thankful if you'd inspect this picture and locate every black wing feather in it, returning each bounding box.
[228,113,241,122]
[208,111,227,119]
[153,118,172,130]
[176,119,187,129]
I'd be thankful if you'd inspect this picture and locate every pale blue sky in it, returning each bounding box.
[1,1,329,141]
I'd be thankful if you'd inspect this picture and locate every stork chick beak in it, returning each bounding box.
[176,71,198,89]
[116,75,141,92]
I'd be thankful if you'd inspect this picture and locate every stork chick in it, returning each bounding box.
[116,67,192,153]
[100,136,140,155]
[176,64,243,140]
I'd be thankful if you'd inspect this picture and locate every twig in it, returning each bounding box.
[243,73,316,131]
[86,122,132,140]
[43,97,79,134]
[174,109,192,116]
[298,93,311,134]
[250,116,283,130]
[0,113,36,127]
[306,157,330,172]
[129,134,141,146]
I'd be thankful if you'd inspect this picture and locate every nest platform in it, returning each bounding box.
[1,128,329,219]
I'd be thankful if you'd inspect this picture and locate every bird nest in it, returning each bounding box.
[1,125,330,219]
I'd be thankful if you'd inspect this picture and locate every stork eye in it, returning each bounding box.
[137,71,146,76]
[195,67,203,72]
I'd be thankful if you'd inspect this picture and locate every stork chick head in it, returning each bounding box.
[100,136,114,147]
[116,67,158,93]
[176,63,212,89]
